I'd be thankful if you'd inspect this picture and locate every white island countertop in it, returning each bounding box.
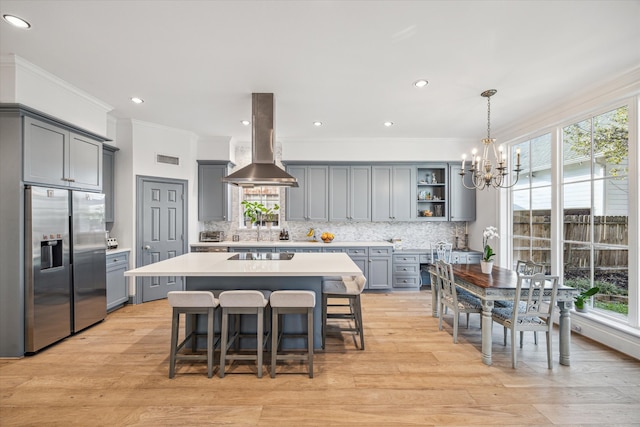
[124,252,362,277]
[190,240,393,248]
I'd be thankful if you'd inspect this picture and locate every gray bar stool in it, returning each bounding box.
[219,290,270,378]
[269,290,316,378]
[321,274,367,350]
[167,290,219,378]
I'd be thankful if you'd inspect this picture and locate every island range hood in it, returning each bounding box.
[223,93,298,187]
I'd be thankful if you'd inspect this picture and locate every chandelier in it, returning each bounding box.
[460,89,522,190]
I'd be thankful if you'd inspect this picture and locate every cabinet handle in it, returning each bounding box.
[68,178,75,182]
[113,258,119,262]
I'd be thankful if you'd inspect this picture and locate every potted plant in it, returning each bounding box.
[241,200,263,227]
[261,203,280,228]
[574,286,599,313]
[480,226,499,273]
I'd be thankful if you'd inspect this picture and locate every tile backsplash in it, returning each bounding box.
[202,220,471,250]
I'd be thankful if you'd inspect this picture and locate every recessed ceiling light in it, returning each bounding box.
[384,121,394,127]
[241,120,251,126]
[313,121,323,127]
[3,14,31,29]
[413,79,429,88]
[131,97,144,104]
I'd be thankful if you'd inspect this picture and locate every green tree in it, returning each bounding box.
[564,106,628,176]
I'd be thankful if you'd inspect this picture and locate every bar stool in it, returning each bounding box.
[219,290,270,378]
[269,290,316,378]
[167,291,219,378]
[322,274,366,350]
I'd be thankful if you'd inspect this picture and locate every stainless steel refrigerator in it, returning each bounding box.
[25,186,106,353]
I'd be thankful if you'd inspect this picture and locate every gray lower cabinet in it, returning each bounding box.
[372,165,415,221]
[329,165,371,221]
[275,247,322,253]
[23,115,103,191]
[198,161,232,221]
[448,163,476,221]
[392,253,421,288]
[368,247,393,289]
[106,251,129,312]
[286,165,329,221]
[103,144,117,223]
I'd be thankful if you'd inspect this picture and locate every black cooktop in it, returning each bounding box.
[228,252,295,261]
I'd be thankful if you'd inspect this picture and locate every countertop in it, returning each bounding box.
[124,252,362,277]
[191,240,393,248]
[106,247,131,256]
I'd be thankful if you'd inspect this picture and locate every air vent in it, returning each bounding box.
[156,154,180,166]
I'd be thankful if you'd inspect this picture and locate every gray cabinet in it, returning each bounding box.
[368,246,393,290]
[23,116,103,191]
[372,165,414,221]
[286,165,328,221]
[392,253,421,288]
[198,161,232,221]
[329,165,371,221]
[229,247,275,253]
[106,251,129,312]
[346,247,369,287]
[103,145,117,223]
[448,163,476,222]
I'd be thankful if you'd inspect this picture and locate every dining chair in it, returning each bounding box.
[430,241,452,263]
[496,260,546,345]
[491,273,560,369]
[436,260,482,344]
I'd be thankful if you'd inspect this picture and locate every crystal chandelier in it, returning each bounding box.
[460,89,522,190]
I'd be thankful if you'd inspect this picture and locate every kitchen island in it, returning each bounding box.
[125,252,362,348]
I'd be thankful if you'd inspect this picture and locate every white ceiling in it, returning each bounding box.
[1,0,639,143]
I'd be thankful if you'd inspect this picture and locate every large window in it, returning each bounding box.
[562,106,629,317]
[511,134,553,273]
[509,104,631,322]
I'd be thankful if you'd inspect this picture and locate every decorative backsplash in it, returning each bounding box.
[202,219,470,250]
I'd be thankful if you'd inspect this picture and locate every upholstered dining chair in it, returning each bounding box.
[491,273,560,369]
[436,260,482,343]
[496,260,546,345]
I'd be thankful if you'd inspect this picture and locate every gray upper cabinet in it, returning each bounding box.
[372,165,415,221]
[23,116,102,191]
[286,165,328,221]
[448,163,476,222]
[329,165,371,221]
[198,161,232,221]
[102,145,117,223]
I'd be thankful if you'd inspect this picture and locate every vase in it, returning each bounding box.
[480,260,494,274]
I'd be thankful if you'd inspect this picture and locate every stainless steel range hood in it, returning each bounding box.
[223,93,298,187]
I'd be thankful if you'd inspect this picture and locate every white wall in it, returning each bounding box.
[0,54,112,136]
[281,137,474,162]
[110,119,199,295]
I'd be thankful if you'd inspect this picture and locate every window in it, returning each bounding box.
[240,186,281,229]
[562,106,629,318]
[511,134,552,273]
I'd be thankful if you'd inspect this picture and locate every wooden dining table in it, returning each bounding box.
[433,263,578,366]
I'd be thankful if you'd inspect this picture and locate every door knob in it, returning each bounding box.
[144,245,151,250]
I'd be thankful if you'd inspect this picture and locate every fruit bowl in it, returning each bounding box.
[321,232,335,243]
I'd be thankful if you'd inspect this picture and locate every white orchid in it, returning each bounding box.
[482,226,500,261]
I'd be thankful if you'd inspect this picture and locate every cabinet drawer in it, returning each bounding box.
[347,247,369,256]
[467,254,482,264]
[322,247,347,253]
[106,252,129,269]
[393,254,420,264]
[369,247,392,256]
[393,264,420,274]
[451,253,468,264]
[392,276,421,288]
[419,254,433,264]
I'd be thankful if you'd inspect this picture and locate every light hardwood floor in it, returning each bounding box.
[1,289,639,426]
